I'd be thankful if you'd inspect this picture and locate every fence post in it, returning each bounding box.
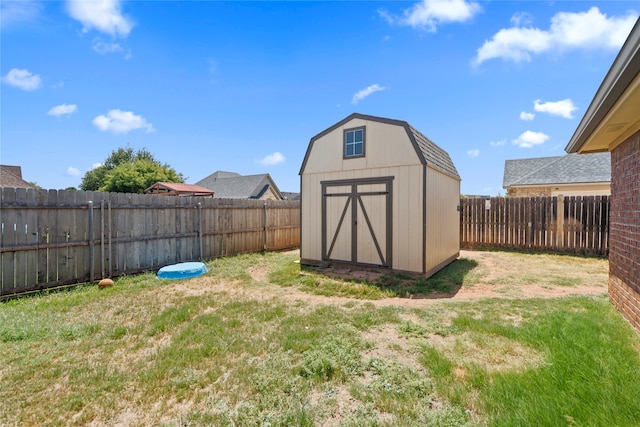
[263,201,268,251]
[197,202,203,261]
[100,200,105,278]
[108,200,112,277]
[557,195,564,249]
[88,200,94,283]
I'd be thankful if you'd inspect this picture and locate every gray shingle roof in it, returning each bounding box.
[281,191,301,201]
[409,125,460,179]
[503,153,611,188]
[300,113,460,180]
[195,171,282,199]
[0,165,36,189]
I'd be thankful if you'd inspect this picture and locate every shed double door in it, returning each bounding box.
[321,177,392,267]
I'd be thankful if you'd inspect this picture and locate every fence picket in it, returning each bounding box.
[2,190,608,298]
[1,189,302,297]
[460,196,609,256]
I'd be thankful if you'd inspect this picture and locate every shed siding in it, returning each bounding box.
[301,114,459,276]
[302,119,422,175]
[301,165,424,273]
[425,166,460,274]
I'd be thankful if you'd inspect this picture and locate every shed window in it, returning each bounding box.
[344,127,365,158]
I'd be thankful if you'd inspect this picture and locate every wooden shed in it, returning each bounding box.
[299,113,461,277]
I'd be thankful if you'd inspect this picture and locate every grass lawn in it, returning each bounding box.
[1,250,639,426]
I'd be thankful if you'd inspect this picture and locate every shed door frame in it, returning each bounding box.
[321,176,393,268]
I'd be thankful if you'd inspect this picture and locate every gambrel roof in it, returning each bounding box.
[299,113,460,180]
[503,153,611,188]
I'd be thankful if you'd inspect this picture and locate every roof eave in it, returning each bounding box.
[566,18,640,154]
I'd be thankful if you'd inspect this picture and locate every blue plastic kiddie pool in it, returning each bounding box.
[157,262,208,280]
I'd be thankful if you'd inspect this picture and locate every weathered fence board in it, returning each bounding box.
[1,188,301,297]
[461,195,609,256]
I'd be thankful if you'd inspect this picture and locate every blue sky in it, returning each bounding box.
[1,1,638,195]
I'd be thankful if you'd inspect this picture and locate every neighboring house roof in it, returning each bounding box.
[0,165,37,189]
[144,182,215,196]
[207,171,241,179]
[282,192,301,201]
[299,113,460,180]
[503,153,611,189]
[195,171,283,199]
[566,18,640,154]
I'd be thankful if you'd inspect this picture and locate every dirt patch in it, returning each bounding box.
[281,250,608,306]
[362,324,424,372]
[147,248,607,315]
[248,265,269,283]
[310,386,363,427]
[428,331,546,374]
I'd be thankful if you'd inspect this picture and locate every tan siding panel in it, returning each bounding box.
[326,194,352,262]
[425,167,460,273]
[356,185,387,265]
[301,174,322,261]
[388,165,423,272]
[303,119,422,175]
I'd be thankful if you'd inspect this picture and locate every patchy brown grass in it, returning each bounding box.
[0,249,624,427]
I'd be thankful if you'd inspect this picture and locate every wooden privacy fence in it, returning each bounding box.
[460,195,610,256]
[0,188,300,297]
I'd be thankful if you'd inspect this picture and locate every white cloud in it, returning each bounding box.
[467,149,480,157]
[66,0,134,38]
[47,104,78,117]
[512,130,549,148]
[258,152,285,166]
[1,0,42,27]
[520,111,535,121]
[89,162,102,171]
[490,139,507,147]
[533,98,578,119]
[66,167,81,177]
[352,84,386,104]
[510,12,533,27]
[385,0,481,32]
[93,40,122,54]
[2,68,41,91]
[92,109,154,133]
[92,40,131,58]
[474,7,638,65]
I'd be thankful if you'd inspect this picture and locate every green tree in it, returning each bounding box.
[80,147,184,193]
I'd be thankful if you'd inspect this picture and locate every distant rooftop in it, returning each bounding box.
[0,165,37,189]
[195,171,283,199]
[144,182,215,196]
[503,153,611,188]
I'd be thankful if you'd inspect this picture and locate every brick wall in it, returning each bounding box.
[609,129,640,333]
